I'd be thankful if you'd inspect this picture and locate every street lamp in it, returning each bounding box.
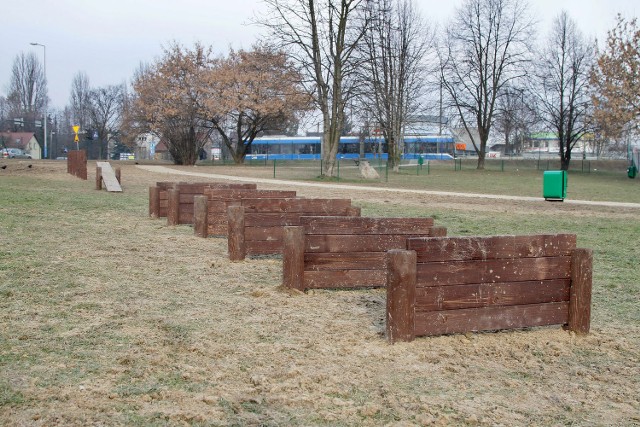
[30,42,47,159]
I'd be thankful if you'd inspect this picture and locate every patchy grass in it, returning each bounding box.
[199,158,640,203]
[0,161,639,426]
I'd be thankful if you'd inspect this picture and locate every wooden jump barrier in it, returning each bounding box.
[148,182,257,219]
[193,189,298,237]
[386,234,593,343]
[282,217,446,291]
[227,198,361,261]
[67,150,87,180]
[95,162,122,192]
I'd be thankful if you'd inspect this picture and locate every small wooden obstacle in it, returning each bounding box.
[282,216,446,291]
[386,234,593,343]
[96,162,122,192]
[193,189,298,237]
[227,198,360,261]
[149,182,257,219]
[67,150,87,180]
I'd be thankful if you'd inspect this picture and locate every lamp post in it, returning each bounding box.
[30,42,47,159]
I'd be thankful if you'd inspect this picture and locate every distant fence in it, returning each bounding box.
[67,150,87,180]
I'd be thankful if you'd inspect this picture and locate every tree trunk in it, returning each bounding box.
[477,152,486,170]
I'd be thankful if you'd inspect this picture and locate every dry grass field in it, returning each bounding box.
[1,160,639,426]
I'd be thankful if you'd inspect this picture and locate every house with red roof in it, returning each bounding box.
[0,132,42,159]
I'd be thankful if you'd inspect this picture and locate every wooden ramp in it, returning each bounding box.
[96,162,122,192]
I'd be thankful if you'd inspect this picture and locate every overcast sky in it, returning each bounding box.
[1,0,637,111]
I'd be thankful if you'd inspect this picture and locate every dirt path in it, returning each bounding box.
[138,165,640,209]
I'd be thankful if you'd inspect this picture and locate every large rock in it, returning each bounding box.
[358,160,380,179]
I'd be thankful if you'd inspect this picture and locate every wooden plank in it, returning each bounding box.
[301,216,434,235]
[208,219,231,236]
[305,234,418,253]
[167,189,179,226]
[415,256,572,287]
[96,162,122,192]
[304,252,387,270]
[244,211,359,227]
[178,212,194,224]
[205,189,295,200]
[159,182,256,192]
[241,198,352,213]
[414,302,570,337]
[408,234,577,262]
[227,205,245,261]
[568,248,593,334]
[179,193,204,203]
[283,227,305,291]
[244,213,309,227]
[415,279,571,312]
[96,166,102,190]
[304,270,387,289]
[246,240,283,255]
[245,226,285,242]
[149,186,160,218]
[194,196,208,238]
[386,250,417,343]
[156,181,217,190]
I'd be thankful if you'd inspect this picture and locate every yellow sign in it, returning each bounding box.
[74,134,79,143]
[72,125,80,134]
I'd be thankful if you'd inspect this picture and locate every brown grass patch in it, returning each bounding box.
[0,161,638,426]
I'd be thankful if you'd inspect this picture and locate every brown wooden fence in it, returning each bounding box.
[67,150,87,180]
[193,189,298,237]
[148,182,257,219]
[386,234,592,343]
[227,199,360,261]
[282,217,446,291]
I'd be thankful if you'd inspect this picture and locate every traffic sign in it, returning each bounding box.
[74,134,79,143]
[72,125,80,134]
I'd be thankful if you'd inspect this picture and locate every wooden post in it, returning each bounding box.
[78,151,88,180]
[346,206,361,217]
[386,250,417,344]
[568,248,593,334]
[167,189,180,226]
[149,186,160,218]
[227,205,246,261]
[115,167,121,184]
[96,167,102,190]
[429,226,448,237]
[283,226,305,291]
[193,195,208,238]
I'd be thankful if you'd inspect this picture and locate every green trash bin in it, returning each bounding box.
[543,170,567,201]
[628,160,637,179]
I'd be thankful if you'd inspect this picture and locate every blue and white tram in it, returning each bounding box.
[246,135,455,161]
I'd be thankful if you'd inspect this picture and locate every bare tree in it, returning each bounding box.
[69,72,92,132]
[88,84,126,160]
[7,52,48,116]
[0,96,9,130]
[260,0,368,176]
[535,11,595,170]
[359,0,432,171]
[440,0,534,169]
[494,85,537,155]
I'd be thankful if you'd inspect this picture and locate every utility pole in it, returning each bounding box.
[30,42,47,159]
